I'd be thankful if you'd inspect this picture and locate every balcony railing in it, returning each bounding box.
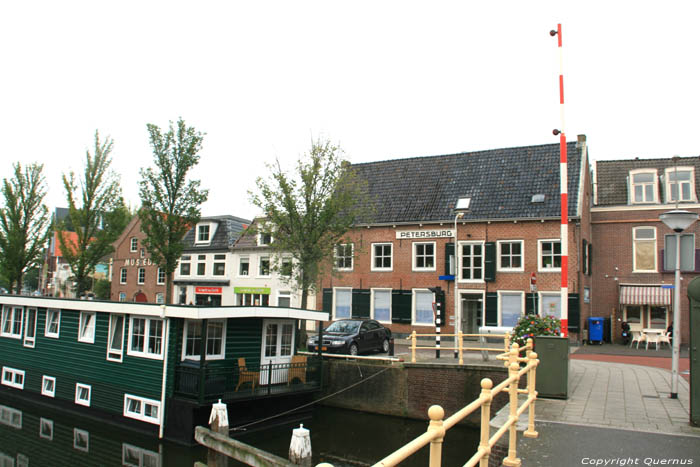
[174,356,322,404]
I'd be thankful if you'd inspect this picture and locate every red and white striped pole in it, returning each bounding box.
[551,23,568,337]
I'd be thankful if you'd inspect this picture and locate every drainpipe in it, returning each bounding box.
[159,305,170,439]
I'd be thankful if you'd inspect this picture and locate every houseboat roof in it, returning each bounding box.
[0,295,328,321]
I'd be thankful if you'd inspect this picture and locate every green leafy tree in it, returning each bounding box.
[138,118,209,304]
[93,278,111,300]
[0,163,51,294]
[58,131,131,296]
[250,138,367,342]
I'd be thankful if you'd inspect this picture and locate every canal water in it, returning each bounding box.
[0,396,480,466]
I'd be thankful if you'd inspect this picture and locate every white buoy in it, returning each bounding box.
[289,424,312,465]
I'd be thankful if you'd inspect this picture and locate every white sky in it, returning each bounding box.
[2,1,699,221]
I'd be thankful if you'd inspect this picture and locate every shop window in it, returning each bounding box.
[413,289,434,325]
[629,169,658,204]
[538,240,561,271]
[333,288,352,319]
[371,243,393,271]
[624,306,642,327]
[460,242,484,280]
[238,293,270,306]
[665,167,696,202]
[648,306,668,330]
[497,240,523,272]
[372,289,392,323]
[499,291,523,327]
[633,227,656,272]
[45,309,61,337]
[335,243,353,270]
[413,242,436,271]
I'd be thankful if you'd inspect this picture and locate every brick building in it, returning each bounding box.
[111,216,166,303]
[591,156,700,345]
[320,136,593,342]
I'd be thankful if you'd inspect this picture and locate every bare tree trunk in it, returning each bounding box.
[165,272,173,304]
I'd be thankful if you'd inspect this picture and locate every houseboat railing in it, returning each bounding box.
[366,340,538,467]
[406,331,511,364]
[174,356,322,403]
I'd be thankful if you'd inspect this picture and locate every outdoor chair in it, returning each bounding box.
[287,355,307,385]
[645,332,660,351]
[235,357,259,391]
[630,331,645,349]
[658,331,671,349]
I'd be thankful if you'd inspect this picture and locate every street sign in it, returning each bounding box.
[530,272,537,292]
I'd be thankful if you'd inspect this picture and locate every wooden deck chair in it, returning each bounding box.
[287,355,307,385]
[235,357,259,391]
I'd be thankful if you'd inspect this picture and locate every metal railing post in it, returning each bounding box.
[267,361,272,395]
[503,344,521,467]
[458,331,464,365]
[427,405,445,467]
[478,378,493,467]
[524,350,539,439]
[411,331,417,363]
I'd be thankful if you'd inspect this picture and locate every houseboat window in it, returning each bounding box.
[74,428,89,452]
[183,320,226,360]
[281,324,293,356]
[122,443,161,467]
[500,292,523,327]
[413,242,436,271]
[108,315,125,362]
[413,289,434,325]
[333,288,351,319]
[2,367,25,390]
[335,243,354,270]
[124,394,161,425]
[128,317,164,359]
[460,242,484,280]
[1,306,24,339]
[265,323,278,357]
[0,405,22,428]
[42,376,56,397]
[157,268,165,285]
[78,312,96,344]
[538,240,562,271]
[239,257,250,275]
[39,418,54,440]
[23,308,37,348]
[137,268,146,284]
[45,309,61,338]
[184,321,202,356]
[207,321,224,356]
[75,383,91,407]
[372,289,392,323]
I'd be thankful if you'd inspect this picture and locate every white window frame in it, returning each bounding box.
[181,319,227,361]
[277,290,292,307]
[630,168,659,204]
[238,256,250,276]
[78,311,96,344]
[538,292,562,320]
[120,268,127,284]
[258,256,271,277]
[130,237,138,252]
[538,239,562,272]
[213,255,226,276]
[156,293,164,304]
[45,309,60,338]
[73,428,89,452]
[497,240,524,272]
[42,376,56,398]
[75,383,91,407]
[119,292,127,302]
[107,314,125,362]
[122,443,161,467]
[127,317,164,360]
[458,241,485,282]
[335,243,354,271]
[412,289,435,326]
[157,268,165,285]
[371,288,392,324]
[137,268,146,285]
[498,290,524,328]
[39,418,54,440]
[23,307,37,348]
[195,223,212,244]
[123,394,161,425]
[1,367,25,390]
[258,232,272,246]
[633,226,657,273]
[1,306,23,339]
[412,242,436,272]
[333,287,352,320]
[371,243,393,271]
[280,256,293,277]
[664,166,697,203]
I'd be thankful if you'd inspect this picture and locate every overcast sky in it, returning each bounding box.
[2,1,698,221]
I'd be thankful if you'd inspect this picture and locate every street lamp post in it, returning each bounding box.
[659,209,698,399]
[453,197,471,359]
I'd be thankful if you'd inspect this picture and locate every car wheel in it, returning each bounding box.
[381,338,390,353]
[349,343,359,356]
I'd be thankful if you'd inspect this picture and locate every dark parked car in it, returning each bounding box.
[307,319,391,356]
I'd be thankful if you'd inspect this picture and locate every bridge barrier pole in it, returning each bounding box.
[525,350,539,439]
[478,378,493,467]
[411,331,417,363]
[428,405,445,467]
[503,345,522,467]
[458,332,464,365]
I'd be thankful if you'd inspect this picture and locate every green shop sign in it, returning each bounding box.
[234,287,271,295]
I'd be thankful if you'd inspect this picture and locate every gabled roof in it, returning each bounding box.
[182,215,251,252]
[231,217,265,249]
[351,140,585,224]
[595,156,700,206]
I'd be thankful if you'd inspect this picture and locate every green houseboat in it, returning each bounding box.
[0,295,327,444]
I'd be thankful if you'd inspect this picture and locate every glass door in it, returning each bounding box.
[260,320,295,385]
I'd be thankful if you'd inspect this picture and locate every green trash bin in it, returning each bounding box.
[534,336,569,399]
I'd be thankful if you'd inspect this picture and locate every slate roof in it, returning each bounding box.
[182,215,251,252]
[351,140,584,224]
[231,218,264,249]
[595,156,700,206]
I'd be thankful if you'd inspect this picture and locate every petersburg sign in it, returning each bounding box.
[396,229,454,239]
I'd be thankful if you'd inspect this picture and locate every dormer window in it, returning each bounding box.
[629,169,658,204]
[258,232,272,246]
[197,225,210,242]
[665,167,696,203]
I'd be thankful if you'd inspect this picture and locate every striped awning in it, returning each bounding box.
[619,286,672,306]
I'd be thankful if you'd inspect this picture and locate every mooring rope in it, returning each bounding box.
[229,365,393,432]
